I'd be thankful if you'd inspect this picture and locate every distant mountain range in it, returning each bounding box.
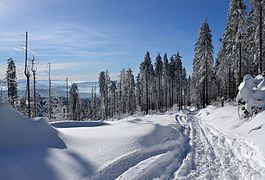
[1,80,98,98]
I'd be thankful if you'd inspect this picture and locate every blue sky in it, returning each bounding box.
[0,0,230,81]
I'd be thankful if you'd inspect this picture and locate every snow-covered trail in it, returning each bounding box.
[175,109,265,180]
[88,109,265,180]
[83,109,265,180]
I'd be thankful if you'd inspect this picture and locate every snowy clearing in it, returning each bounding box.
[1,103,265,179]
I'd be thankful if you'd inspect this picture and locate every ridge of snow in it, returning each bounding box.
[0,102,66,150]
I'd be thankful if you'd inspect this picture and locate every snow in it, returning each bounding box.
[202,105,265,175]
[0,103,188,179]
[58,114,189,179]
[0,102,65,149]
[2,101,265,179]
[237,74,265,113]
[172,106,265,179]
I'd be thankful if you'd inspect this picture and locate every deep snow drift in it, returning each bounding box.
[0,102,65,149]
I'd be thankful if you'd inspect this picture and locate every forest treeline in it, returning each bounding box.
[4,0,265,120]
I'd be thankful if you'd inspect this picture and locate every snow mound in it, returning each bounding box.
[0,103,66,150]
[237,74,265,113]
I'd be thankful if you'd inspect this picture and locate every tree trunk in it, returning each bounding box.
[205,60,209,106]
[171,78,174,108]
[145,73,149,114]
[165,79,168,111]
[27,75,30,118]
[33,71,36,117]
[259,2,263,73]
[238,39,242,86]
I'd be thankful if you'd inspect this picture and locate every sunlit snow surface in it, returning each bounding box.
[1,103,265,179]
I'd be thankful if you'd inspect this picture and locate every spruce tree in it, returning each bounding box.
[135,73,142,110]
[192,18,214,107]
[216,0,247,99]
[109,81,117,117]
[126,68,136,114]
[6,58,17,107]
[140,51,154,114]
[163,53,170,110]
[169,55,175,108]
[154,53,163,111]
[250,0,265,73]
[99,71,110,118]
[69,83,80,120]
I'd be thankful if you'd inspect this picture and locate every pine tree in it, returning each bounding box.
[154,53,163,111]
[216,0,247,99]
[126,68,136,114]
[109,81,117,117]
[6,58,17,107]
[186,76,192,106]
[163,53,170,111]
[140,51,154,114]
[118,69,127,114]
[192,18,214,107]
[69,83,80,120]
[135,73,142,110]
[250,0,265,73]
[99,71,110,119]
[169,55,175,108]
[174,52,183,108]
[90,85,98,120]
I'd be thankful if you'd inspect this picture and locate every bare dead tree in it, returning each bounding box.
[24,31,31,118]
[31,55,37,117]
[49,62,52,119]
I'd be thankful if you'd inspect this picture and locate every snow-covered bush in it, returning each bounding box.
[237,74,265,116]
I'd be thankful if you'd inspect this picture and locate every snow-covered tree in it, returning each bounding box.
[126,68,136,114]
[154,53,163,111]
[135,73,142,110]
[169,55,176,108]
[162,53,170,110]
[192,18,214,107]
[69,83,80,120]
[109,81,117,117]
[90,85,98,120]
[216,0,247,99]
[99,71,110,119]
[250,0,265,74]
[140,51,154,114]
[173,52,183,109]
[6,58,17,107]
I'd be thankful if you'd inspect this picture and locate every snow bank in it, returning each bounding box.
[237,74,265,114]
[202,105,265,164]
[0,102,65,150]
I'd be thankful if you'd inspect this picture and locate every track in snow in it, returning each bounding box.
[92,109,265,180]
[175,109,265,180]
[92,123,190,180]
